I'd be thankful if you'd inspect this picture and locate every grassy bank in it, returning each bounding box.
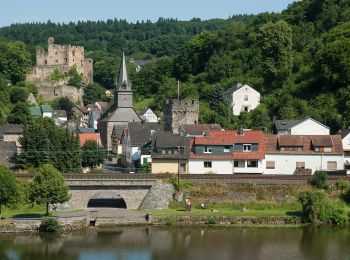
[1,204,45,218]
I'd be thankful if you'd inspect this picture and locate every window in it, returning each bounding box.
[296,162,305,169]
[314,147,320,152]
[280,147,285,151]
[234,160,245,168]
[64,58,67,64]
[180,163,186,172]
[204,146,212,153]
[244,95,248,101]
[224,146,231,152]
[243,144,251,152]
[289,147,294,151]
[297,146,303,151]
[204,161,212,168]
[162,150,166,154]
[266,161,275,169]
[327,161,337,170]
[247,160,258,168]
[244,106,249,112]
[324,147,333,152]
[143,158,148,164]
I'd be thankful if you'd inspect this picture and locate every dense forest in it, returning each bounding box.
[1,0,350,133]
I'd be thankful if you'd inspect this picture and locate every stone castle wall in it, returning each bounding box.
[164,99,199,133]
[38,84,84,104]
[27,37,93,84]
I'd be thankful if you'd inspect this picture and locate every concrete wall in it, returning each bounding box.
[290,119,330,135]
[189,159,264,174]
[264,154,344,174]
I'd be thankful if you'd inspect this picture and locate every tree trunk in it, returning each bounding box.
[46,203,49,216]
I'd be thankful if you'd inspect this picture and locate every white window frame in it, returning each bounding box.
[224,146,231,152]
[203,146,212,154]
[327,161,337,170]
[247,160,258,168]
[296,161,305,169]
[243,144,252,152]
[266,161,275,169]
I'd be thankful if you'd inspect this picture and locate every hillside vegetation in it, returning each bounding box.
[1,0,350,132]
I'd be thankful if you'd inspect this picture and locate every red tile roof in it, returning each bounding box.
[190,130,265,160]
[79,133,101,146]
[265,134,343,154]
[278,135,304,146]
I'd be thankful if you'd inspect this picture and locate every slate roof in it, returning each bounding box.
[180,124,222,136]
[151,131,190,159]
[0,141,16,167]
[265,134,343,154]
[0,124,23,134]
[78,127,96,133]
[224,83,258,96]
[273,119,304,131]
[128,122,163,147]
[74,105,89,114]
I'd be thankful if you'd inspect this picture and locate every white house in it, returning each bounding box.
[138,108,158,123]
[224,83,260,116]
[273,118,330,135]
[188,130,265,174]
[264,134,344,174]
[341,130,350,165]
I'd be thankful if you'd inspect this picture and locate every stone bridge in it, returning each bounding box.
[65,179,157,210]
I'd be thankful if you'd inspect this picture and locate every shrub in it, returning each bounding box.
[205,217,218,225]
[312,171,327,189]
[299,191,348,225]
[170,175,192,191]
[336,179,349,191]
[341,188,350,204]
[39,217,60,232]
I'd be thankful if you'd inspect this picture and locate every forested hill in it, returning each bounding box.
[1,0,350,133]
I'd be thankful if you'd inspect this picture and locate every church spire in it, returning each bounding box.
[115,52,131,91]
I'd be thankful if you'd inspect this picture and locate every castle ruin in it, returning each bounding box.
[164,99,199,133]
[26,37,93,84]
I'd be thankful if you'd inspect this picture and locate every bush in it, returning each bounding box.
[336,179,349,191]
[205,217,218,225]
[170,175,192,192]
[341,188,350,204]
[312,171,327,189]
[299,191,348,225]
[39,217,60,232]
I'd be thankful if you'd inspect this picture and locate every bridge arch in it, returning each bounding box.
[87,191,127,209]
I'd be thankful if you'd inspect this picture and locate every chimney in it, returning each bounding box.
[238,127,244,136]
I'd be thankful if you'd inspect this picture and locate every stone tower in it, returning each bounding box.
[164,99,199,133]
[115,52,133,108]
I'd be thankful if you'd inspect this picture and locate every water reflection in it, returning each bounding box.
[0,226,349,260]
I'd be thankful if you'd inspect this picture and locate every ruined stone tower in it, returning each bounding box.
[27,37,93,83]
[164,99,199,133]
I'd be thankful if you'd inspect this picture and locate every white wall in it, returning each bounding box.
[227,85,260,116]
[264,154,344,174]
[290,119,329,135]
[342,133,350,151]
[143,109,158,123]
[188,159,263,174]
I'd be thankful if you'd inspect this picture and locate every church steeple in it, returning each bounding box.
[115,52,133,108]
[115,52,131,91]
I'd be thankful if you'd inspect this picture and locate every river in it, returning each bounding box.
[0,226,349,260]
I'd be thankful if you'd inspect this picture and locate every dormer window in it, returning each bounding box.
[314,147,320,152]
[204,146,212,153]
[224,146,230,152]
[243,144,251,152]
[324,147,332,152]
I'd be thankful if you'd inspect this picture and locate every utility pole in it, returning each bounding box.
[177,145,180,190]
[177,80,180,100]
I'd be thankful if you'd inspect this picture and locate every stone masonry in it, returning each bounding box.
[164,99,199,133]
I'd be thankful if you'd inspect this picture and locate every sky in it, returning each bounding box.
[0,0,297,27]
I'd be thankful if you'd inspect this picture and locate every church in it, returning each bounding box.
[97,53,141,151]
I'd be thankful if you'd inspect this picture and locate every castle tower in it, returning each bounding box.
[115,52,133,108]
[164,99,199,133]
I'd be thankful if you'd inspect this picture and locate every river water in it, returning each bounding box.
[0,226,349,260]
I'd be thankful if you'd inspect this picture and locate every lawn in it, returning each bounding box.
[145,208,301,217]
[1,203,45,218]
[134,98,154,111]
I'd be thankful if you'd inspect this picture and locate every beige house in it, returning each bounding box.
[151,132,190,174]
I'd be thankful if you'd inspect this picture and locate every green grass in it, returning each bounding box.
[1,203,45,217]
[134,98,154,111]
[145,208,301,217]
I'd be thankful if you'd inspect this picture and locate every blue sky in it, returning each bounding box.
[0,0,296,27]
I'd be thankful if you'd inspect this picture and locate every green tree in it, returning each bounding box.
[68,67,83,88]
[50,68,66,83]
[0,165,19,219]
[58,97,74,120]
[29,164,70,216]
[7,102,31,125]
[83,82,108,105]
[10,87,29,103]
[258,20,293,88]
[82,140,106,169]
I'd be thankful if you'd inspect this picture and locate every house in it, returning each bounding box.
[272,118,330,135]
[151,132,190,174]
[97,52,141,151]
[29,105,53,119]
[0,123,23,151]
[188,129,265,174]
[79,133,101,146]
[341,130,350,165]
[87,102,109,130]
[52,110,67,126]
[137,108,158,123]
[179,124,222,137]
[121,122,163,169]
[264,134,344,174]
[0,141,17,168]
[224,83,260,116]
[72,105,89,127]
[111,125,125,161]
